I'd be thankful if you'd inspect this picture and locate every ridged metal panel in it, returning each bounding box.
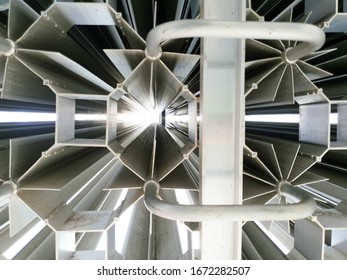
[1,0,347,260]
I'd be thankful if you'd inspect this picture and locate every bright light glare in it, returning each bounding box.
[331,113,338,125]
[0,111,107,123]
[246,113,338,125]
[0,111,56,123]
[176,221,189,254]
[245,114,299,123]
[75,114,106,121]
[117,111,160,125]
[143,110,160,124]
[165,114,189,123]
[115,203,136,254]
[175,189,193,254]
[3,220,46,259]
[1,112,339,125]
[175,189,192,205]
[0,110,162,128]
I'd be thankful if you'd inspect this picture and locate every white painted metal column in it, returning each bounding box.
[199,0,245,259]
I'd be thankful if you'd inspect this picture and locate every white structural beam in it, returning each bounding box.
[199,0,245,259]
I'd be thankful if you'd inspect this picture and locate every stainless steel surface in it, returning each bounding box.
[2,57,56,104]
[9,133,55,180]
[2,0,347,260]
[8,0,38,42]
[104,49,145,81]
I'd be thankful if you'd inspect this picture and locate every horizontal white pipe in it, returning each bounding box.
[145,20,325,62]
[144,180,316,222]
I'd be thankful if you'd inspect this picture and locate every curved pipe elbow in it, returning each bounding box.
[145,20,325,61]
[143,180,316,222]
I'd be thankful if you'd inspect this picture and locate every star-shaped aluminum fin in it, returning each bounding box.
[104,49,199,86]
[245,6,332,107]
[0,1,55,104]
[244,135,327,228]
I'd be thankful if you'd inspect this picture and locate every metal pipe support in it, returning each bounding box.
[145,20,325,62]
[143,180,316,222]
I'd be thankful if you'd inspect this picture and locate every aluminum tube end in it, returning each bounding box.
[276,180,291,193]
[0,180,17,195]
[282,47,298,64]
[0,38,16,57]
[145,47,162,61]
[143,180,160,193]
